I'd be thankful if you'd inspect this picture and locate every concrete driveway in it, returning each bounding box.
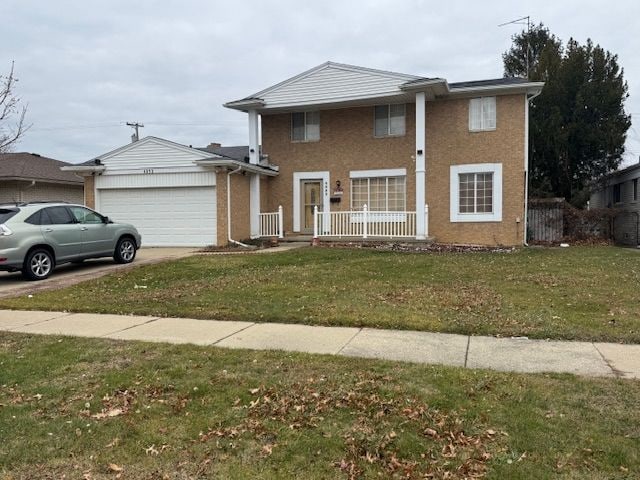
[0,247,196,299]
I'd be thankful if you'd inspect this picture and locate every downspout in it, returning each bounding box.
[227,166,252,248]
[523,90,542,246]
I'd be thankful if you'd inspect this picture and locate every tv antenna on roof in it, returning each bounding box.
[499,15,531,79]
[126,121,144,142]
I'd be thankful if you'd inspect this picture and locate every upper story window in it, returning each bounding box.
[469,97,496,132]
[612,183,622,204]
[374,104,406,137]
[291,111,320,142]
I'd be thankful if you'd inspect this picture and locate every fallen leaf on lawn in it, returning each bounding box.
[145,444,159,456]
[424,428,438,438]
[106,437,120,448]
[249,388,260,394]
[92,408,124,420]
[108,463,123,473]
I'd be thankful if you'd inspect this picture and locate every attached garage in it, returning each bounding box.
[78,137,221,247]
[97,184,216,247]
[62,136,279,248]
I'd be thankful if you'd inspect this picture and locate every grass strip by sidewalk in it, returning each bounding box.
[1,246,639,343]
[1,332,639,479]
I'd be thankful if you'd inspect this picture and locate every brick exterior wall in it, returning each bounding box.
[0,180,83,205]
[261,94,526,245]
[216,170,251,246]
[84,175,96,208]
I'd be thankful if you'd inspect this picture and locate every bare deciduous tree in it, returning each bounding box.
[0,62,29,153]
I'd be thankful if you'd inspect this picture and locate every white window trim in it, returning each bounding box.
[373,104,406,137]
[468,97,497,132]
[350,168,406,179]
[292,171,329,232]
[349,169,407,213]
[291,111,320,142]
[450,163,502,222]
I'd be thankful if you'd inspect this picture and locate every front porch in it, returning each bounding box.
[258,204,434,242]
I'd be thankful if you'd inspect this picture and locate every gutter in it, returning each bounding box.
[226,166,252,249]
[523,89,543,246]
[195,159,279,176]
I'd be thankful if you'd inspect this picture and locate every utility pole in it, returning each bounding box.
[499,15,531,79]
[126,121,144,142]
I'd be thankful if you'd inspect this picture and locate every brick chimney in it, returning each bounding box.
[206,142,221,151]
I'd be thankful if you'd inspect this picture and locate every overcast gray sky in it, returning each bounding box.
[3,0,639,165]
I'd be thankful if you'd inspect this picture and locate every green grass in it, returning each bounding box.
[1,332,638,479]
[2,245,640,343]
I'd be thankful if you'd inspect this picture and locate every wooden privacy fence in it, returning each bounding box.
[527,198,565,243]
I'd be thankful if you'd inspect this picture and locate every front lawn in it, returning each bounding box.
[1,245,639,343]
[1,332,638,478]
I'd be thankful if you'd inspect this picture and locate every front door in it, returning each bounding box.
[301,180,322,233]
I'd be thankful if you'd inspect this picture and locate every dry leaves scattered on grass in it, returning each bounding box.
[199,374,501,479]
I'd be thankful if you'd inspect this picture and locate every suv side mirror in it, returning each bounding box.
[103,216,112,224]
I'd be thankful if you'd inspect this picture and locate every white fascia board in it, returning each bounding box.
[350,168,407,178]
[254,92,416,114]
[223,99,266,111]
[194,159,279,177]
[60,165,106,173]
[447,82,545,98]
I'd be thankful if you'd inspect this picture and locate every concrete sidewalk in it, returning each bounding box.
[1,309,638,379]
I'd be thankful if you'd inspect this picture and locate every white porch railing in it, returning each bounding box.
[313,204,429,239]
[258,205,284,238]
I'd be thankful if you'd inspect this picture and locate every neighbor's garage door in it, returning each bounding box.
[98,186,216,247]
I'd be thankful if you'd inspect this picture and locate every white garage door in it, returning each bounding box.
[98,186,217,247]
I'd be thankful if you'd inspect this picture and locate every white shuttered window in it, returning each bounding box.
[468,97,496,131]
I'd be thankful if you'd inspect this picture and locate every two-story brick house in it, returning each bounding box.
[68,61,543,247]
[225,61,543,246]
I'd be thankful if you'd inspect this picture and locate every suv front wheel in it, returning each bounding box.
[114,237,136,264]
[23,248,54,281]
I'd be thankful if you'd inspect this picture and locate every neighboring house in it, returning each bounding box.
[0,152,84,205]
[590,163,640,245]
[62,136,275,247]
[224,61,544,246]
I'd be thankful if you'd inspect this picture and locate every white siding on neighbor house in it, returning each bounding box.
[260,65,418,108]
[95,171,216,189]
[0,181,83,205]
[99,138,211,170]
[98,186,217,247]
[590,169,640,245]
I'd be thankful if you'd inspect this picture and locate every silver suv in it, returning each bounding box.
[0,202,142,281]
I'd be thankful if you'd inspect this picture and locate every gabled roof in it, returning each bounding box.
[0,153,83,184]
[78,136,221,166]
[225,61,544,112]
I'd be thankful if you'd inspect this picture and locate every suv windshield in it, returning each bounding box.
[0,208,19,223]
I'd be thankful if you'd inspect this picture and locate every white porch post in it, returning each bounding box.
[248,109,260,238]
[415,92,427,239]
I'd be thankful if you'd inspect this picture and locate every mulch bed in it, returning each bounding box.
[320,241,516,254]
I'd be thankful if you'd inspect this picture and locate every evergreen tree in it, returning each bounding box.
[504,26,631,205]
